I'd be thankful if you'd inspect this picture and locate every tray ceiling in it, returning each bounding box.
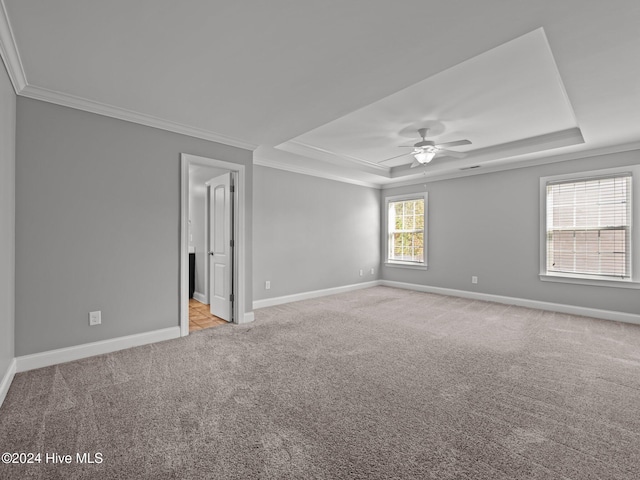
[277,29,583,180]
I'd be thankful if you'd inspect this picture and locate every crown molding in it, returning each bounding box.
[0,8,258,153]
[257,139,640,191]
[0,2,256,152]
[278,140,390,175]
[253,155,382,189]
[0,0,27,92]
[381,141,640,190]
[19,85,258,150]
[0,0,256,153]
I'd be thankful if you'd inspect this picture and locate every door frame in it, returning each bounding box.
[180,153,252,336]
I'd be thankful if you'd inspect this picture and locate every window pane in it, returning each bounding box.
[387,197,426,264]
[404,215,414,230]
[393,233,403,247]
[405,202,414,215]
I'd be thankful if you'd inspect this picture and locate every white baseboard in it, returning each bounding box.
[253,281,382,310]
[15,326,181,373]
[239,311,255,324]
[0,358,17,409]
[382,280,640,326]
[253,279,639,325]
[192,291,207,304]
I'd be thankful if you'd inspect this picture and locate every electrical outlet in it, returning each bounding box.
[265,280,271,290]
[359,269,363,276]
[370,268,375,275]
[89,311,101,326]
[471,276,478,284]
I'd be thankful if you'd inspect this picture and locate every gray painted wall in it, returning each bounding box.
[189,180,207,296]
[15,98,252,356]
[381,150,640,315]
[253,166,380,301]
[0,60,15,374]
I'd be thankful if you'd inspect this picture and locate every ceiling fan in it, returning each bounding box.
[400,128,472,167]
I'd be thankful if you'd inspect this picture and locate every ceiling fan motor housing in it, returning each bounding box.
[415,140,436,149]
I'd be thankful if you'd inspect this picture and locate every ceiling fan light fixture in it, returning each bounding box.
[414,151,427,162]
[404,128,472,169]
[414,149,436,163]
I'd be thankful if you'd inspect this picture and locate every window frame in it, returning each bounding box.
[384,192,428,270]
[539,165,640,289]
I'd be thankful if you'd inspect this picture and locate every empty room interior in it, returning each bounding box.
[1,1,640,478]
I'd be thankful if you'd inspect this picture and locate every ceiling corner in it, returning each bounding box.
[0,0,27,93]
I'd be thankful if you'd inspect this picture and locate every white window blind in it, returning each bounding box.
[546,174,631,278]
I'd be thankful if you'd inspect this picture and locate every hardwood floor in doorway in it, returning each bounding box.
[189,298,227,332]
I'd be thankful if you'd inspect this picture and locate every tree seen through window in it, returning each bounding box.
[388,198,425,263]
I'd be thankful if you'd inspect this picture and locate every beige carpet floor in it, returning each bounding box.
[1,286,640,479]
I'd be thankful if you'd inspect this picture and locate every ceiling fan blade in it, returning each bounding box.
[436,139,471,148]
[377,152,412,164]
[398,145,416,148]
[437,148,467,159]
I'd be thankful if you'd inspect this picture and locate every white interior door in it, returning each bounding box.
[208,172,233,321]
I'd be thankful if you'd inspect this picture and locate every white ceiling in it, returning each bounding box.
[2,0,640,187]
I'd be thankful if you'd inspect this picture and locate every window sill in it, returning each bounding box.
[539,274,640,290]
[385,262,428,271]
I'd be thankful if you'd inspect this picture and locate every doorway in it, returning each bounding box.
[180,153,252,337]
[188,298,228,332]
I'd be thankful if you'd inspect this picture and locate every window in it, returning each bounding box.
[385,193,427,268]
[540,166,640,288]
